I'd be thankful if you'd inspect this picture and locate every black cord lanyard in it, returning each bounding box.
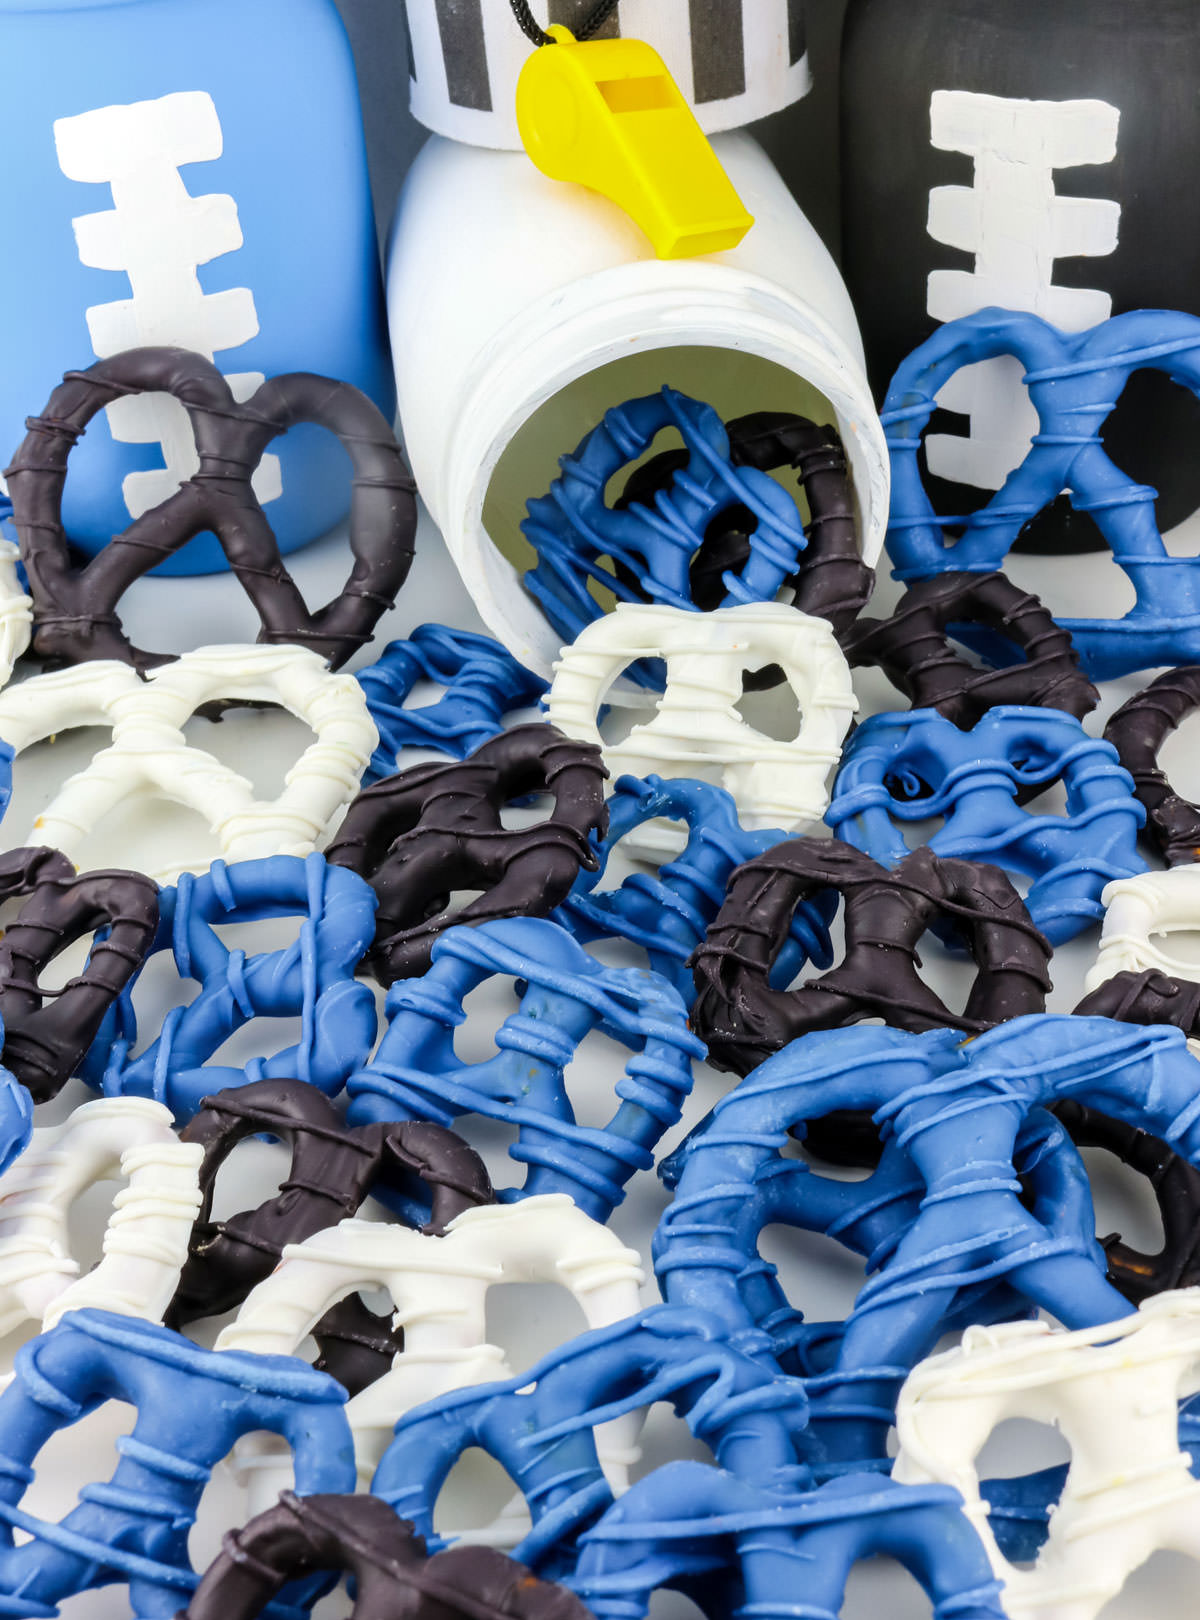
[509,0,621,46]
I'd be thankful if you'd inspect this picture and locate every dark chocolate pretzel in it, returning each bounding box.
[6,347,416,672]
[312,1296,407,1400]
[0,846,159,1101]
[181,1490,590,1620]
[169,1079,494,1393]
[843,570,1098,728]
[1074,966,1200,1037]
[327,723,608,983]
[690,838,1052,1077]
[1061,970,1200,1302]
[1053,1097,1200,1302]
[1103,667,1200,864]
[621,410,873,634]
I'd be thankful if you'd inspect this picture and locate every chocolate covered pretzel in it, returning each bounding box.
[691,838,1053,1077]
[1103,666,1200,864]
[170,1080,494,1392]
[7,347,416,671]
[0,846,159,1101]
[623,410,873,637]
[327,723,608,983]
[844,571,1098,727]
[182,1490,590,1620]
[1053,1097,1200,1303]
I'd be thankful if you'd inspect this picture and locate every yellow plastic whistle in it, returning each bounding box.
[515,26,754,260]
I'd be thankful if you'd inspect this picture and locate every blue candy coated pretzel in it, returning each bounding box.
[346,917,702,1223]
[522,389,810,664]
[554,775,834,1003]
[656,1102,1096,1394]
[657,1019,1150,1468]
[0,1308,353,1617]
[372,1306,811,1577]
[91,854,378,1121]
[570,1464,1007,1620]
[827,706,1147,944]
[883,307,1200,679]
[356,625,547,786]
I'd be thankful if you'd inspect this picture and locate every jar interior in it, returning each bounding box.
[481,345,844,592]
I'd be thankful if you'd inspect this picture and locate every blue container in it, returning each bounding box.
[0,0,393,573]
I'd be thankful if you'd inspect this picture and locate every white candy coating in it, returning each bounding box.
[0,644,377,882]
[894,1291,1200,1618]
[216,1193,646,1524]
[1084,867,1200,991]
[0,541,31,691]
[0,1096,202,1346]
[546,603,856,854]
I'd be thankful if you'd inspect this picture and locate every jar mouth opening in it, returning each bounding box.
[480,343,844,619]
[440,273,889,681]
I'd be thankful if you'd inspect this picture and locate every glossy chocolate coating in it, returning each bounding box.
[844,570,1098,728]
[169,1079,494,1393]
[312,1296,406,1400]
[1103,667,1200,864]
[0,846,158,1101]
[181,1490,590,1620]
[327,723,608,983]
[1075,966,1200,1037]
[6,347,416,672]
[623,411,873,636]
[1054,1096,1200,1302]
[690,838,1052,1077]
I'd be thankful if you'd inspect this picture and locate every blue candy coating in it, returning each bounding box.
[657,1019,1153,1469]
[657,1104,1097,1393]
[826,706,1147,944]
[371,1306,811,1577]
[570,1464,1007,1620]
[554,774,835,1003]
[522,389,810,672]
[356,624,547,785]
[0,1030,31,1183]
[346,917,702,1224]
[91,854,378,1121]
[883,306,1200,678]
[0,1308,353,1616]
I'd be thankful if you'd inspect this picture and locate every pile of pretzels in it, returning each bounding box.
[1,312,1200,1620]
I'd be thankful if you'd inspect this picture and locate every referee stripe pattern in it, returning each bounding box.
[408,0,809,146]
[434,0,491,111]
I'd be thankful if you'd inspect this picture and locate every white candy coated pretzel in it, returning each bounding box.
[0,644,377,882]
[0,1096,202,1352]
[546,603,856,855]
[0,541,31,691]
[1084,866,1200,992]
[216,1193,645,1524]
[893,1290,1200,1619]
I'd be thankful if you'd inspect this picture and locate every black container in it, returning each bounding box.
[841,0,1200,553]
